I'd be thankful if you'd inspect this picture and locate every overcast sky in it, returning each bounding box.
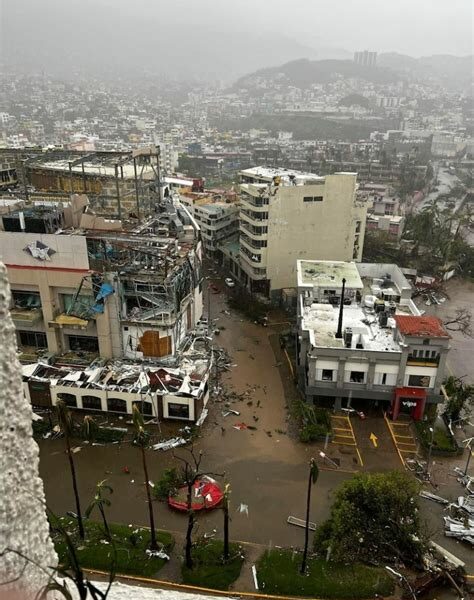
[1,0,472,56]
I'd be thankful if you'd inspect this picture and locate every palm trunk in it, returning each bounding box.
[223,499,229,561]
[99,505,111,540]
[141,446,157,550]
[66,434,85,540]
[300,467,313,574]
[185,481,194,569]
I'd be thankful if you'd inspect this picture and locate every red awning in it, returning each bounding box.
[395,387,427,398]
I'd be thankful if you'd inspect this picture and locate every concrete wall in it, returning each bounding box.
[265,174,366,291]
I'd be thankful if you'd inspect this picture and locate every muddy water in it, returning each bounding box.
[39,288,348,548]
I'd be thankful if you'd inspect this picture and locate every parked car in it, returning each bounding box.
[225,278,235,288]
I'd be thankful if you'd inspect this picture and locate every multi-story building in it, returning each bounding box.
[297,260,450,420]
[354,51,377,67]
[1,194,209,421]
[236,167,367,299]
[191,202,239,258]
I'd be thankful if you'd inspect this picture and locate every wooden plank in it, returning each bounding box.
[287,516,316,530]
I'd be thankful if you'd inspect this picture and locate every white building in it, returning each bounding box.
[297,260,450,420]
[236,167,367,299]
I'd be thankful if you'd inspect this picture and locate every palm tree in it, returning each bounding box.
[132,404,158,550]
[56,400,85,540]
[300,458,319,575]
[86,480,113,540]
[223,483,231,561]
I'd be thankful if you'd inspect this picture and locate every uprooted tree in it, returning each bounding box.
[443,308,473,337]
[313,471,426,568]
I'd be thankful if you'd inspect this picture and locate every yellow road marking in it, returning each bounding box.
[384,412,406,467]
[345,416,364,467]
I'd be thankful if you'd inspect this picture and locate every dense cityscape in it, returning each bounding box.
[0,1,473,599]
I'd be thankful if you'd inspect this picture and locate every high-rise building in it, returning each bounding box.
[354,50,377,67]
[235,167,367,299]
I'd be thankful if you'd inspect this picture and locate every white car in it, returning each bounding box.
[225,278,235,288]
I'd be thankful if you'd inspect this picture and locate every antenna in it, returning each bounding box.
[335,278,346,339]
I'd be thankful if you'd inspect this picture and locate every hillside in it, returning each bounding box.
[233,59,401,90]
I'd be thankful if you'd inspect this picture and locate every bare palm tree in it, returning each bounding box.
[132,404,158,550]
[56,400,85,540]
[86,480,113,540]
[223,482,231,561]
[300,458,319,575]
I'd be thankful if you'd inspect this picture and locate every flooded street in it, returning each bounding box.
[37,279,473,585]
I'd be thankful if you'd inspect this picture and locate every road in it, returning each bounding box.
[37,277,474,577]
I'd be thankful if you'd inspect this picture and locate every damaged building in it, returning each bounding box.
[0,187,208,421]
[297,260,451,420]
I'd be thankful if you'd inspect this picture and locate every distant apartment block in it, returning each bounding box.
[297,260,450,420]
[354,51,377,67]
[234,167,367,299]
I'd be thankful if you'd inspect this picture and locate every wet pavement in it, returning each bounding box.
[37,277,474,581]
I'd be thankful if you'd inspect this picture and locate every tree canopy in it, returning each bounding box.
[314,471,425,568]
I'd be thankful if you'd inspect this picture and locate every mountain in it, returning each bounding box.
[233,58,401,91]
[378,53,473,90]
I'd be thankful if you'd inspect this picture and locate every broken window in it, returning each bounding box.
[350,371,365,383]
[82,395,102,410]
[68,335,99,353]
[167,402,190,419]
[381,373,387,385]
[321,369,333,381]
[58,393,77,408]
[408,374,430,388]
[12,291,41,309]
[18,330,47,348]
[107,398,127,413]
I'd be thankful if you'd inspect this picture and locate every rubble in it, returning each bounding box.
[152,437,187,451]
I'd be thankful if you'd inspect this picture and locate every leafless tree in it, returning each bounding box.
[173,448,222,569]
[443,308,472,337]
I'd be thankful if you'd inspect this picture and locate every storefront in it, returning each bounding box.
[391,387,427,421]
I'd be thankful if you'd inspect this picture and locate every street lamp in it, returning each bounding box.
[426,426,434,478]
[385,566,416,600]
[319,451,339,469]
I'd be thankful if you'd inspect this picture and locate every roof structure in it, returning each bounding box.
[394,315,449,338]
[297,260,364,289]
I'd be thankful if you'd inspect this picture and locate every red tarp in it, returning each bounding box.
[168,477,223,512]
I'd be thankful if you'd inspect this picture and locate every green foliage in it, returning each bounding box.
[153,467,184,501]
[313,471,425,567]
[443,376,474,422]
[181,540,244,590]
[362,230,407,264]
[52,517,174,577]
[32,412,126,443]
[132,403,150,447]
[415,420,459,454]
[297,403,331,443]
[256,549,395,598]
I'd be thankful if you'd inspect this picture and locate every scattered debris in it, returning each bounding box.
[287,515,317,531]
[222,409,240,417]
[233,423,248,431]
[251,565,259,591]
[420,491,449,505]
[237,503,249,516]
[152,437,187,451]
[146,548,170,560]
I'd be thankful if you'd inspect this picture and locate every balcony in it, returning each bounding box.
[10,307,43,328]
[407,355,440,367]
[240,196,270,213]
[239,221,268,240]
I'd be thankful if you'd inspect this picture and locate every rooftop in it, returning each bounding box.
[394,315,450,338]
[301,302,404,352]
[297,260,364,289]
[240,166,324,186]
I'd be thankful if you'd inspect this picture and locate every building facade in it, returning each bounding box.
[297,260,450,420]
[236,167,367,298]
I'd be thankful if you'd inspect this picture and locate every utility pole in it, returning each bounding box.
[133,156,140,220]
[114,164,122,219]
[426,426,434,478]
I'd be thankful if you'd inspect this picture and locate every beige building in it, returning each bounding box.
[237,167,367,298]
[0,195,203,363]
